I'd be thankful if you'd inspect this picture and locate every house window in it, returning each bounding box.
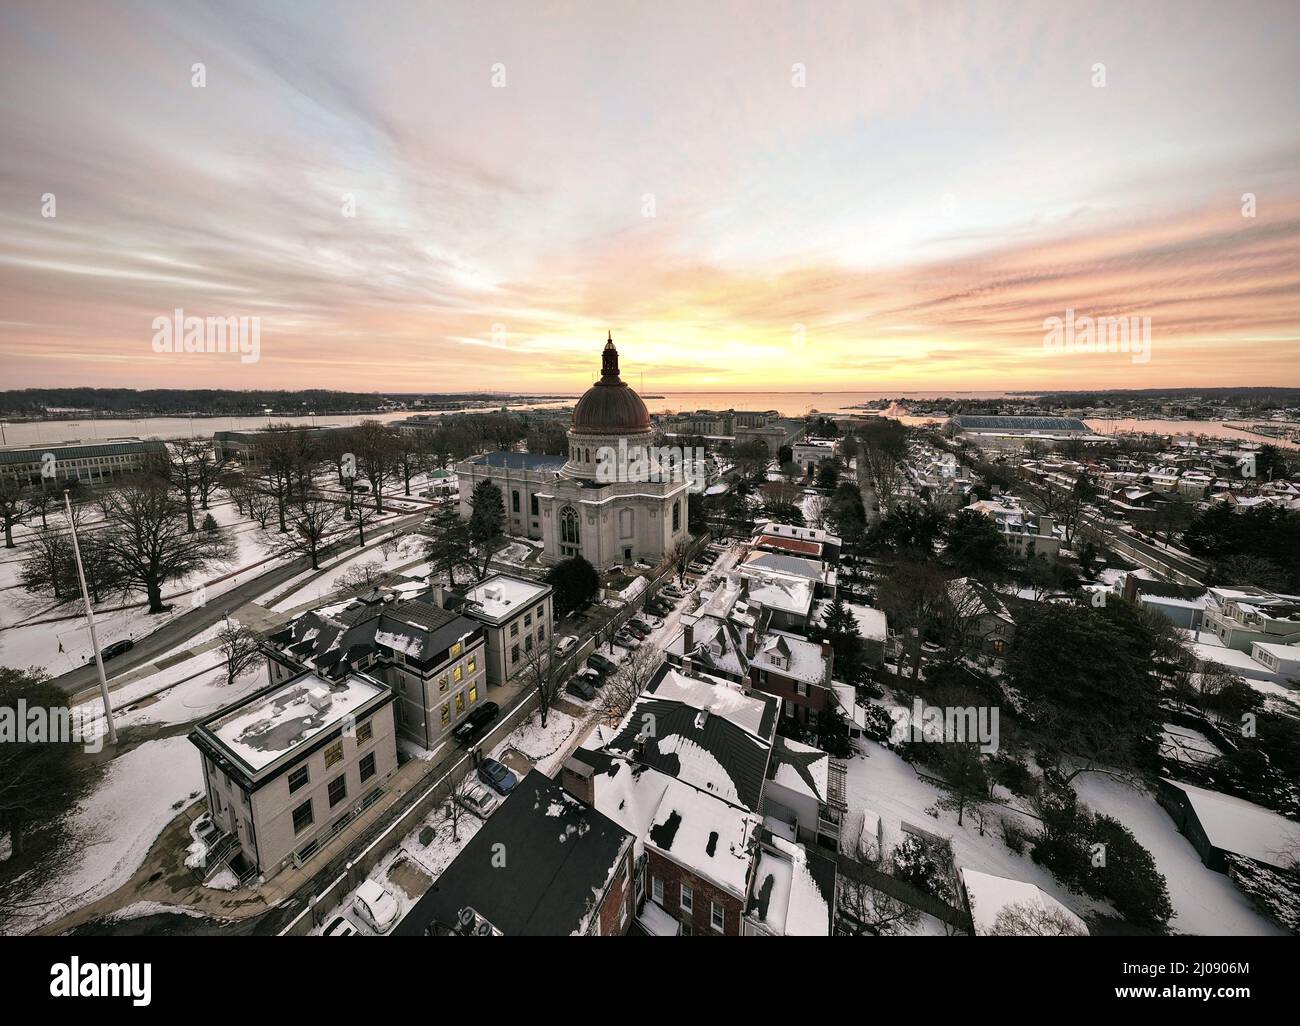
[288,765,309,794]
[673,500,681,532]
[441,703,451,726]
[511,644,520,663]
[652,877,663,903]
[328,775,347,808]
[795,680,808,697]
[439,674,449,692]
[512,490,520,513]
[710,901,725,933]
[468,685,478,704]
[355,719,373,745]
[537,625,545,642]
[680,883,693,913]
[524,613,532,627]
[455,692,465,713]
[359,752,376,783]
[324,740,344,769]
[292,799,314,834]
[510,622,519,638]
[454,665,463,683]
[451,642,462,658]
[681,921,693,936]
[525,635,533,652]
[531,494,539,517]
[468,655,476,673]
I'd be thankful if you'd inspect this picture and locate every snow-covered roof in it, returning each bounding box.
[460,573,550,623]
[747,835,835,935]
[202,671,387,774]
[1164,779,1300,869]
[961,868,1089,936]
[646,776,760,898]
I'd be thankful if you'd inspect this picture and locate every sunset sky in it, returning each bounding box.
[1,0,1298,395]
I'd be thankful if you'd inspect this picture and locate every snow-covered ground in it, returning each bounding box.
[25,734,204,932]
[1073,773,1285,936]
[269,531,423,612]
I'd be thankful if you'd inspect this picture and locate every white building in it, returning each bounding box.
[457,335,689,569]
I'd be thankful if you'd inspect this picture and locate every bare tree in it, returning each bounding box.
[837,878,921,936]
[517,632,567,729]
[988,901,1086,936]
[670,539,692,587]
[350,421,400,513]
[282,495,343,570]
[0,478,31,548]
[598,643,661,726]
[260,425,318,532]
[217,623,262,685]
[97,478,231,613]
[445,770,477,842]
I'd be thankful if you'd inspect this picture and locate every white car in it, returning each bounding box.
[352,880,401,934]
[323,915,357,937]
[457,780,501,819]
[555,635,579,657]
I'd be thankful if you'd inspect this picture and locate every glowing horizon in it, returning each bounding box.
[2,0,1298,394]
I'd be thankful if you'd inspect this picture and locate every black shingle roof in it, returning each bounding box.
[393,770,631,936]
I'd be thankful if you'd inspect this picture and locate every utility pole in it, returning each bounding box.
[64,490,117,746]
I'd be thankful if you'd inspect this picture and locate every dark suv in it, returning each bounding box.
[452,702,501,745]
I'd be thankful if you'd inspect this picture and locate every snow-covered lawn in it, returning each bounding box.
[1072,773,1285,936]
[844,741,1104,923]
[27,735,204,932]
[268,529,422,612]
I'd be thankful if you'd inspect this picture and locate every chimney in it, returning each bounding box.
[559,758,595,806]
[746,630,757,659]
[683,621,694,653]
[430,584,445,608]
[1037,514,1054,538]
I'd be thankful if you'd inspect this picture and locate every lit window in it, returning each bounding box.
[441,703,451,726]
[324,741,343,769]
[454,665,463,682]
[468,685,477,704]
[455,692,465,713]
[356,719,373,745]
[468,655,476,673]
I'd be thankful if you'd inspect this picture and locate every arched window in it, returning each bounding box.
[559,505,581,556]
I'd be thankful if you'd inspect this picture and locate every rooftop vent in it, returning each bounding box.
[306,687,332,712]
[694,710,709,730]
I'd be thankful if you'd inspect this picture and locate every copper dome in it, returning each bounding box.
[571,334,651,435]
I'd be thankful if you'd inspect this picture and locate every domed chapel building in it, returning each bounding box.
[456,334,689,569]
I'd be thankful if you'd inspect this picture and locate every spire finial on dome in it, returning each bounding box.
[607,329,612,343]
[600,331,620,381]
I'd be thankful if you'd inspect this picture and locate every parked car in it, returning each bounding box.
[352,880,401,934]
[612,632,641,649]
[457,780,501,819]
[477,757,518,796]
[555,634,579,657]
[100,639,135,661]
[624,621,652,639]
[323,915,358,937]
[633,614,663,630]
[574,667,604,688]
[451,701,500,745]
[566,676,597,701]
[588,653,618,675]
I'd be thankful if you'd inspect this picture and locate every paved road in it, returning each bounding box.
[1020,492,1207,585]
[51,510,428,696]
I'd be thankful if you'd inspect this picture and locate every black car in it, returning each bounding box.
[624,621,652,639]
[588,653,617,675]
[100,639,135,661]
[451,702,500,745]
[566,677,597,701]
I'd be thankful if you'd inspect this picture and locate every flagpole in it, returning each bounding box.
[65,489,117,746]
